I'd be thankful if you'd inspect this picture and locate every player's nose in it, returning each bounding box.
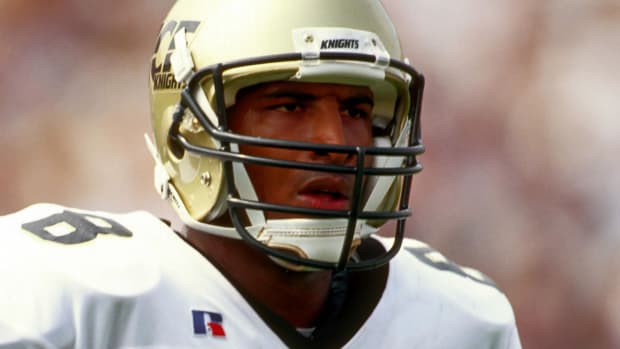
[308,99,351,165]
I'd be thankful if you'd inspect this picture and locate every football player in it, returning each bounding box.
[0,0,521,347]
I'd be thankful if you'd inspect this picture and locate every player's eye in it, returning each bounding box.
[342,106,370,119]
[271,103,303,113]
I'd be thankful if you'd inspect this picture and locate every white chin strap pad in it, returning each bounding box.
[256,218,377,270]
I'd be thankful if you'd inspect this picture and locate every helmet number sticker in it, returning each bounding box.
[21,210,132,244]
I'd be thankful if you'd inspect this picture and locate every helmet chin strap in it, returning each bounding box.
[257,218,369,271]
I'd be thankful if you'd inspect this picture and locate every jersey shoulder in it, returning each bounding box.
[362,237,521,348]
[0,203,172,294]
[386,237,518,329]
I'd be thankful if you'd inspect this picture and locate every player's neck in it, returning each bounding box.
[184,227,332,328]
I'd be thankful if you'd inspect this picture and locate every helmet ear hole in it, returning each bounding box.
[167,134,185,159]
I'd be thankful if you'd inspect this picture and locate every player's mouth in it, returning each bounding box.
[297,176,351,211]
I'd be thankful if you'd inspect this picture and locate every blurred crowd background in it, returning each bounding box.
[1,1,619,348]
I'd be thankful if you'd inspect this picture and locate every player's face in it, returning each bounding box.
[228,81,374,219]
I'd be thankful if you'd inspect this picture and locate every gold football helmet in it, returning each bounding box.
[148,0,424,271]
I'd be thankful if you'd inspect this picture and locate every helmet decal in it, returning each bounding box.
[151,20,201,91]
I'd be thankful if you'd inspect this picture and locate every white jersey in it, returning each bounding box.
[0,204,521,348]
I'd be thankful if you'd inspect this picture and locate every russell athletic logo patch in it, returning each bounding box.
[192,310,227,337]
